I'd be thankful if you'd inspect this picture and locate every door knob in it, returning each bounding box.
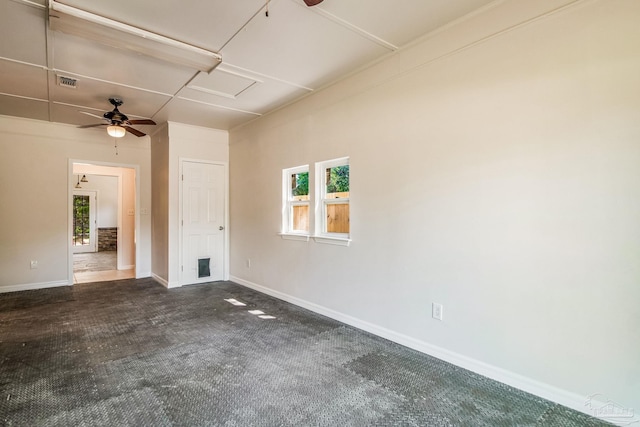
[219,226,224,231]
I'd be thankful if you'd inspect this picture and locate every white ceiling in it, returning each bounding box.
[0,0,495,135]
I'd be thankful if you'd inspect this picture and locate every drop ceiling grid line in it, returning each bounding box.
[217,1,272,52]
[51,100,152,120]
[10,0,45,10]
[175,96,262,116]
[149,69,201,122]
[218,62,314,92]
[233,81,259,99]
[186,86,237,100]
[44,0,55,123]
[0,92,49,103]
[47,68,176,98]
[303,3,398,51]
[185,67,263,99]
[0,56,49,71]
[213,66,265,85]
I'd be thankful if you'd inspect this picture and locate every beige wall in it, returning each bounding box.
[151,124,170,283]
[151,122,229,287]
[229,0,640,415]
[0,116,152,290]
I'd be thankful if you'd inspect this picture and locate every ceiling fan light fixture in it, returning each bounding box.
[107,125,126,138]
[303,0,324,6]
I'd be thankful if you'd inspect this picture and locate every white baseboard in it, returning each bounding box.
[230,275,602,420]
[119,264,135,271]
[151,273,170,288]
[151,274,182,289]
[0,280,71,294]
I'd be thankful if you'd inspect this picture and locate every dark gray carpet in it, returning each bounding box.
[0,279,609,426]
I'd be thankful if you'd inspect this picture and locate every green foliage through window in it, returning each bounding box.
[326,165,349,193]
[291,172,309,197]
[73,195,90,245]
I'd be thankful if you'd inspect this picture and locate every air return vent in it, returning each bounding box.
[57,75,78,89]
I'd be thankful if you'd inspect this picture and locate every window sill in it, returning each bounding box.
[313,235,351,247]
[278,232,310,242]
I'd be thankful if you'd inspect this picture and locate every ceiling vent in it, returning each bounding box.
[57,75,78,89]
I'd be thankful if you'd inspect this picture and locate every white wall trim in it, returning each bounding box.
[0,280,71,294]
[151,273,169,288]
[152,273,181,289]
[230,275,605,420]
[136,271,151,279]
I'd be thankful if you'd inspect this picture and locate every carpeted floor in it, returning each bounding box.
[0,279,610,426]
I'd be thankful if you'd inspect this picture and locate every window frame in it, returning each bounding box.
[280,165,310,241]
[314,157,351,246]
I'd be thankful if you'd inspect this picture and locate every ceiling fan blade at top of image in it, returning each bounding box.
[127,119,156,125]
[124,126,146,137]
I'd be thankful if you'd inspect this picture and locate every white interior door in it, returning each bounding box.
[72,190,97,253]
[181,161,225,285]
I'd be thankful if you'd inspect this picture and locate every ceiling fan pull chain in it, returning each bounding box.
[265,0,269,17]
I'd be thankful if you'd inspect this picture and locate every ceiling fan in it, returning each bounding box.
[303,0,323,5]
[79,98,156,138]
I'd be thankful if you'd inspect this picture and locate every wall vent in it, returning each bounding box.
[57,75,78,89]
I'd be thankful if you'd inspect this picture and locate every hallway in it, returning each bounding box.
[73,251,134,283]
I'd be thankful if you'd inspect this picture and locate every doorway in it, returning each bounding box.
[70,163,137,284]
[180,160,226,285]
[72,190,97,253]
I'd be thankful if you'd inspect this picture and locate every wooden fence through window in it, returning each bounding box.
[292,192,349,233]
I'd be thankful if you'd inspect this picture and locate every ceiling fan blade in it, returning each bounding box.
[304,0,323,6]
[78,123,108,129]
[124,126,146,137]
[128,119,156,125]
[79,111,107,120]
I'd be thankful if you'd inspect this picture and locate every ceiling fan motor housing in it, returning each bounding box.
[80,98,156,137]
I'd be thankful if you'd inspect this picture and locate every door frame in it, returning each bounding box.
[68,159,141,284]
[72,189,97,253]
[178,158,229,286]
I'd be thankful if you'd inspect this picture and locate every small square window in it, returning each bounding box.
[282,166,310,235]
[315,157,350,240]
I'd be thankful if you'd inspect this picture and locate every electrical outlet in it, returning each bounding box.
[30,260,38,269]
[246,258,251,268]
[432,303,443,321]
